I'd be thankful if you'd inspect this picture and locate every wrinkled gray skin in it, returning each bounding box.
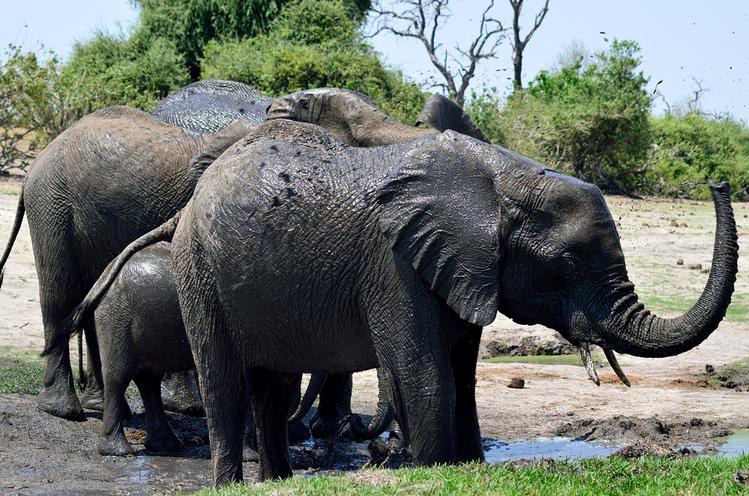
[267,88,490,145]
[0,107,256,421]
[265,88,490,438]
[168,119,736,484]
[91,241,308,459]
[149,80,271,417]
[152,80,271,132]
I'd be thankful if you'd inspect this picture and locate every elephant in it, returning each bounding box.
[58,118,738,483]
[59,240,315,457]
[0,85,486,424]
[263,88,491,438]
[0,106,257,420]
[149,119,734,485]
[152,79,271,132]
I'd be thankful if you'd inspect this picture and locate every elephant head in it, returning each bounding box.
[377,133,738,384]
[266,88,489,146]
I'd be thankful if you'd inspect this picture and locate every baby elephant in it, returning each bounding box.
[94,241,191,456]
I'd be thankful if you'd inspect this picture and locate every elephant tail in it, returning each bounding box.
[42,211,182,357]
[0,183,26,290]
[348,367,395,441]
[288,373,327,423]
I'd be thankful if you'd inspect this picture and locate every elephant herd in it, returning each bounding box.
[0,80,738,487]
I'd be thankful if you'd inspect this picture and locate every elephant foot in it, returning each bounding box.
[144,429,183,453]
[161,372,205,417]
[79,386,104,411]
[99,434,134,456]
[37,386,85,421]
[243,445,259,463]
[288,418,311,443]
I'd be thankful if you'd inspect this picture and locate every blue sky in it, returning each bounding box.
[2,0,747,122]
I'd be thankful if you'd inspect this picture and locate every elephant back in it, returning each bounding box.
[153,80,271,133]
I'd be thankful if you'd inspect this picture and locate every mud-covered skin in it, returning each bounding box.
[171,119,737,485]
[416,93,491,143]
[152,80,271,133]
[0,107,255,421]
[95,242,191,455]
[267,88,490,438]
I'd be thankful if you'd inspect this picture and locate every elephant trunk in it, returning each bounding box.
[288,373,327,423]
[600,181,738,358]
[348,367,395,440]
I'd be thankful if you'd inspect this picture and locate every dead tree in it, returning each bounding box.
[509,0,550,90]
[371,0,505,106]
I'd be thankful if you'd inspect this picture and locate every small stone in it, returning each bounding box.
[735,470,749,486]
[701,267,710,273]
[680,222,688,228]
[670,220,679,227]
[705,364,715,374]
[676,259,684,265]
[507,378,525,389]
[687,263,702,270]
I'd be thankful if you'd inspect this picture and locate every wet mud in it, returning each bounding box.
[1,395,746,495]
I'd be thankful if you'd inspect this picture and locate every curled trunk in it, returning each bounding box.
[602,181,738,357]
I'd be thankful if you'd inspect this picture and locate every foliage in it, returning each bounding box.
[201,0,426,123]
[646,113,749,200]
[503,40,652,194]
[0,45,78,172]
[60,31,190,113]
[133,0,371,80]
[190,457,749,495]
[465,88,507,145]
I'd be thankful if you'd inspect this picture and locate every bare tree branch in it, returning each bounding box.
[371,0,507,106]
[509,0,550,90]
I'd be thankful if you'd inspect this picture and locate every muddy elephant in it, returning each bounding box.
[0,85,486,424]
[0,107,257,420]
[152,79,271,132]
[264,88,490,437]
[155,119,735,485]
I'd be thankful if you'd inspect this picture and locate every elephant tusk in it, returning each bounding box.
[579,342,600,386]
[603,348,631,387]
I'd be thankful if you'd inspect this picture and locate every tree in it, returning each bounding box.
[133,0,373,81]
[499,39,652,194]
[370,0,505,106]
[509,0,549,90]
[202,0,426,122]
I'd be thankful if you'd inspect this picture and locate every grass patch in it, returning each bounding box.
[482,353,603,367]
[0,347,43,394]
[187,456,749,495]
[0,346,87,394]
[0,184,21,196]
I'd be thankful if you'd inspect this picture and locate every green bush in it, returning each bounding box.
[201,0,425,123]
[647,114,749,200]
[506,40,652,194]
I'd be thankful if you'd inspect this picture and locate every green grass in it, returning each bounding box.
[0,347,43,394]
[0,346,86,394]
[0,183,22,195]
[186,457,749,496]
[482,353,604,367]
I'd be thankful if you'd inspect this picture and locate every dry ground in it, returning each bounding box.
[0,179,747,494]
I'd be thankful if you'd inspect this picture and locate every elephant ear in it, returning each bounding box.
[376,132,502,326]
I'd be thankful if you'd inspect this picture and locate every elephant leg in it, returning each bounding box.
[309,373,352,438]
[450,325,484,462]
[252,371,299,481]
[98,374,133,456]
[243,407,259,462]
[79,319,105,412]
[161,370,205,417]
[375,325,457,465]
[135,372,183,452]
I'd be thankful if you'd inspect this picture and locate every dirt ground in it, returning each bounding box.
[0,180,747,494]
